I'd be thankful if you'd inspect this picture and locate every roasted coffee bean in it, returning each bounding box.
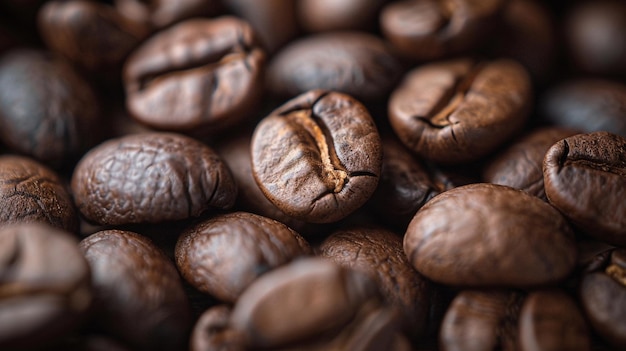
[404,183,577,287]
[580,250,626,348]
[0,49,100,167]
[115,0,221,29]
[541,80,626,138]
[123,17,265,136]
[483,127,579,201]
[518,290,590,351]
[319,227,434,336]
[79,230,191,351]
[216,134,313,233]
[380,0,505,61]
[297,0,386,32]
[565,0,626,77]
[0,223,92,350]
[367,136,440,228]
[175,211,311,302]
[230,258,382,349]
[251,90,382,223]
[190,305,244,351]
[38,1,148,73]
[71,132,236,225]
[267,32,401,101]
[440,290,523,351]
[389,59,531,164]
[0,155,78,232]
[223,0,298,54]
[543,132,626,246]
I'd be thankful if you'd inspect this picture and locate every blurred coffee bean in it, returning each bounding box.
[404,183,577,287]
[483,127,579,201]
[175,211,311,302]
[297,0,386,33]
[541,80,626,138]
[0,223,92,350]
[38,1,148,74]
[440,290,523,351]
[123,17,265,136]
[80,230,192,351]
[380,0,505,61]
[0,155,78,232]
[115,0,222,29]
[71,132,236,225]
[251,90,382,223]
[367,136,440,229]
[565,0,626,77]
[580,250,626,348]
[267,32,401,101]
[543,132,626,246]
[223,0,298,54]
[518,290,590,351]
[190,305,245,351]
[389,58,531,164]
[319,226,435,337]
[0,49,101,167]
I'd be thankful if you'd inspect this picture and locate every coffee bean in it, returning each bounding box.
[38,1,148,73]
[543,132,626,246]
[115,0,221,30]
[0,155,78,232]
[297,0,386,32]
[389,58,531,164]
[251,90,382,223]
[230,258,382,348]
[0,223,92,350]
[380,0,505,61]
[123,17,265,136]
[79,230,191,351]
[71,132,236,225]
[190,305,245,351]
[404,183,577,287]
[580,270,626,347]
[440,290,523,351]
[541,80,626,138]
[483,127,579,201]
[175,211,311,302]
[367,136,440,228]
[319,226,435,337]
[0,49,101,167]
[267,32,401,101]
[518,290,590,351]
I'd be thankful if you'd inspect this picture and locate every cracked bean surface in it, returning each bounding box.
[71,132,236,225]
[0,155,77,232]
[389,58,531,164]
[251,90,382,223]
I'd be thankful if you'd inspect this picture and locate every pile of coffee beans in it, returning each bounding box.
[0,0,625,350]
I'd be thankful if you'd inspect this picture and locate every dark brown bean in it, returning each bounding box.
[190,305,245,351]
[297,0,386,32]
[389,59,531,164]
[0,49,101,167]
[0,223,92,350]
[404,183,577,287]
[71,132,236,225]
[0,155,78,232]
[79,230,191,351]
[123,17,265,136]
[175,211,311,302]
[115,0,221,29]
[543,132,626,246]
[251,90,382,223]
[267,32,401,101]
